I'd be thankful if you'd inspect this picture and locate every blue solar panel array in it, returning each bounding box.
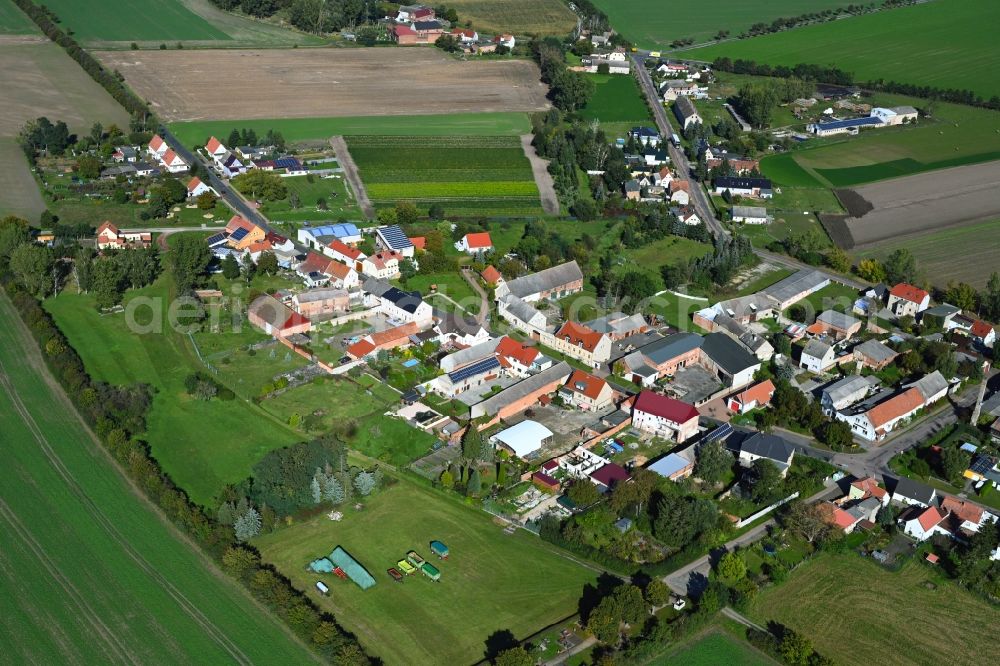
[816,116,883,131]
[274,157,301,169]
[230,227,249,241]
[448,356,500,383]
[703,423,733,444]
[379,224,413,250]
[206,233,228,246]
[970,454,996,475]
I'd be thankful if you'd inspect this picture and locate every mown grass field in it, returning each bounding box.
[347,135,544,217]
[169,113,532,148]
[447,0,576,36]
[42,0,228,41]
[579,74,653,126]
[651,629,775,665]
[685,0,999,99]
[0,0,35,33]
[854,218,1000,289]
[0,137,45,222]
[261,174,362,223]
[750,553,1000,666]
[254,479,594,666]
[0,294,317,664]
[44,278,301,506]
[593,0,857,48]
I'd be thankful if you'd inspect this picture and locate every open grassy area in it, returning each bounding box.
[261,174,362,223]
[579,74,653,125]
[169,113,533,148]
[651,629,775,665]
[0,0,35,33]
[254,478,594,666]
[750,553,1000,666]
[854,218,1000,289]
[44,278,301,506]
[0,137,45,222]
[42,0,228,41]
[0,293,316,663]
[347,135,544,217]
[685,0,1000,99]
[593,0,857,48]
[788,282,860,319]
[447,0,576,36]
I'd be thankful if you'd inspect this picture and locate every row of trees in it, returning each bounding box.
[732,78,814,129]
[535,41,595,113]
[222,127,287,152]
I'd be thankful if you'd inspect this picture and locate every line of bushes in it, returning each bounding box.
[12,0,154,121]
[0,272,372,665]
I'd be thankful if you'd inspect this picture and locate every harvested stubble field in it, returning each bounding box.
[447,0,576,36]
[346,135,545,216]
[830,160,1000,248]
[98,48,549,122]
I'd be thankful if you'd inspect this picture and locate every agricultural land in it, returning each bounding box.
[684,0,1000,99]
[254,479,594,666]
[592,0,858,48]
[97,48,550,122]
[750,553,1000,666]
[579,73,655,137]
[0,0,34,33]
[345,135,546,217]
[38,0,324,47]
[447,0,577,36]
[0,294,317,663]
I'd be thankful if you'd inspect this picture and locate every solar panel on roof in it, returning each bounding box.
[970,454,996,475]
[230,227,249,241]
[379,225,413,249]
[448,357,501,383]
[206,233,228,246]
[703,423,733,443]
[817,116,882,130]
[275,157,301,169]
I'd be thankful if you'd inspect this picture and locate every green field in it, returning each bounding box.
[44,278,301,506]
[579,74,653,125]
[652,629,775,665]
[761,153,825,188]
[685,0,1000,99]
[750,553,1000,666]
[0,137,45,222]
[169,113,532,148]
[347,135,544,216]
[42,0,229,41]
[447,0,576,36]
[0,0,35,33]
[855,218,1000,289]
[593,0,857,47]
[261,174,362,223]
[255,479,594,666]
[0,293,317,663]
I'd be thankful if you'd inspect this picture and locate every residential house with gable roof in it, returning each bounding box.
[248,295,311,338]
[632,390,700,442]
[727,379,775,414]
[543,320,612,368]
[495,336,551,377]
[890,477,937,508]
[495,261,584,303]
[560,370,614,411]
[728,431,796,476]
[497,294,548,334]
[800,339,836,372]
[96,222,151,250]
[362,277,432,324]
[375,225,415,258]
[456,232,493,254]
[853,338,898,370]
[361,250,403,280]
[186,176,215,198]
[887,283,930,317]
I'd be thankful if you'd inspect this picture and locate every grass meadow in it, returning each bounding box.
[347,135,544,217]
[0,0,35,33]
[261,174,363,223]
[592,0,857,47]
[254,479,595,666]
[169,113,532,148]
[685,0,1000,99]
[854,218,1000,289]
[651,629,775,665]
[41,0,228,41]
[0,294,316,663]
[579,74,653,126]
[447,0,576,36]
[750,553,1000,666]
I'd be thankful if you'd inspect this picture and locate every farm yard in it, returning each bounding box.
[855,218,1000,289]
[36,0,323,47]
[749,553,1000,666]
[592,0,858,48]
[684,0,1000,99]
[447,0,576,36]
[829,161,1000,249]
[0,295,317,664]
[168,112,532,147]
[98,48,549,122]
[346,135,546,217]
[254,479,594,666]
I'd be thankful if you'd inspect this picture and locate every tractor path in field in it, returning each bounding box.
[329,135,374,219]
[521,134,560,216]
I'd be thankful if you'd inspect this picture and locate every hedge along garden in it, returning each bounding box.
[345,135,545,217]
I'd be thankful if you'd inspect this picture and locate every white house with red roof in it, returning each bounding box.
[450,28,478,43]
[247,295,311,338]
[903,505,949,541]
[396,5,434,22]
[95,222,151,250]
[887,283,930,317]
[361,251,402,280]
[159,149,188,173]
[493,34,515,49]
[495,336,550,376]
[631,390,700,442]
[560,369,614,411]
[541,320,612,368]
[205,136,228,161]
[147,134,168,159]
[186,176,215,198]
[324,239,366,267]
[945,314,997,347]
[455,232,493,254]
[727,379,775,414]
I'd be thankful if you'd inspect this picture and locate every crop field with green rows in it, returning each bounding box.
[346,136,544,217]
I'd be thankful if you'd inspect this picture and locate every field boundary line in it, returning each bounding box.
[329,135,374,218]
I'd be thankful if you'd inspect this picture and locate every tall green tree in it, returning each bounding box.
[694,440,733,483]
[10,243,55,298]
[169,234,212,291]
[884,248,917,284]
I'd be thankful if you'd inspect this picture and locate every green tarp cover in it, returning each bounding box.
[329,546,377,590]
[422,562,440,577]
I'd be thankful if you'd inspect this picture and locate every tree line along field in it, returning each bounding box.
[447,0,576,36]
[749,553,1000,665]
[254,478,595,666]
[346,135,546,217]
[0,295,317,664]
[168,112,532,148]
[684,0,1000,99]
[591,0,858,48]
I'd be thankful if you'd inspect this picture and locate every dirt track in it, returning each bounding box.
[520,134,560,215]
[97,48,550,121]
[838,160,1000,247]
[329,136,374,218]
